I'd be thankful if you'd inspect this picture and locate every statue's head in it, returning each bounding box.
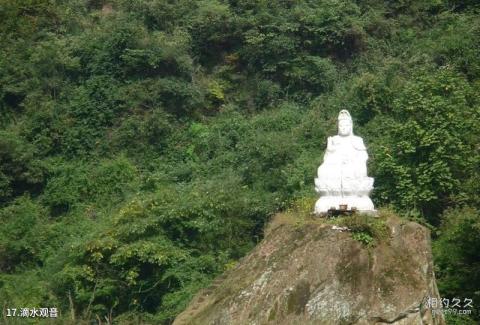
[337,110,353,136]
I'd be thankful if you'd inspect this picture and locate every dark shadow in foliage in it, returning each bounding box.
[0,131,46,205]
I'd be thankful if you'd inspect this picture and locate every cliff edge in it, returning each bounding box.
[174,212,445,325]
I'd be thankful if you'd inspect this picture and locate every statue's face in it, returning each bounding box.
[338,120,352,136]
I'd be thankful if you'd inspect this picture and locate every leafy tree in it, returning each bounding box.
[434,208,480,319]
[0,0,479,323]
[370,68,480,224]
[0,196,49,272]
[0,131,46,204]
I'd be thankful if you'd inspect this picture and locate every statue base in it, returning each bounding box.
[314,196,376,215]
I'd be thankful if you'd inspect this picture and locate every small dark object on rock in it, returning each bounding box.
[316,205,358,218]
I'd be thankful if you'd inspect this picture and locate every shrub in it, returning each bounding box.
[433,207,480,319]
[333,213,389,246]
[0,196,49,272]
[370,68,480,224]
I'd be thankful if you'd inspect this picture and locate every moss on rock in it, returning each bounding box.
[174,211,445,325]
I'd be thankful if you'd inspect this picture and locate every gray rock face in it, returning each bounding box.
[174,214,445,325]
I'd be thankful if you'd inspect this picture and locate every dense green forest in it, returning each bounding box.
[1,0,479,323]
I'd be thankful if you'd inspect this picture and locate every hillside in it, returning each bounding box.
[0,1,479,324]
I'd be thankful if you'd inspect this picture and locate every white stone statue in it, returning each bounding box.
[314,110,375,214]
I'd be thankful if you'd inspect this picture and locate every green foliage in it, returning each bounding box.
[286,196,317,220]
[0,0,59,40]
[0,0,479,323]
[370,68,480,224]
[333,213,389,247]
[42,156,139,215]
[48,174,273,321]
[444,313,478,325]
[0,196,49,272]
[189,0,236,65]
[0,270,52,310]
[351,231,375,247]
[423,13,480,80]
[284,56,337,97]
[0,131,46,204]
[110,108,173,157]
[433,208,480,318]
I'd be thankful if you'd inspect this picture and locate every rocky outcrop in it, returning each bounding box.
[174,213,445,325]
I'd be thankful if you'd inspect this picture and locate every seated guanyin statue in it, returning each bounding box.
[314,110,375,214]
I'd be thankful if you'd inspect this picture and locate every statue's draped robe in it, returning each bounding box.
[314,135,374,213]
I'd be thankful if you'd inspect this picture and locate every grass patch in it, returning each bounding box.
[264,196,321,236]
[265,201,393,248]
[331,212,390,247]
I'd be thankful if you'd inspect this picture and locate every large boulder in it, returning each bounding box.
[174,213,445,325]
